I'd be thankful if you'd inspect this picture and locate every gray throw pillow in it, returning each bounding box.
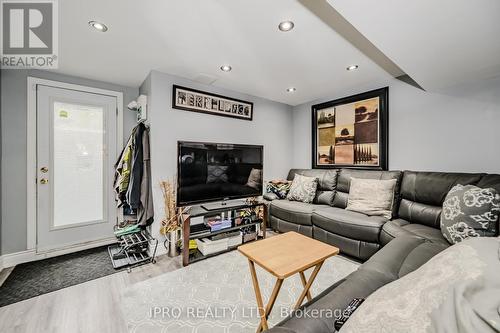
[346,177,397,219]
[206,165,228,183]
[286,174,318,203]
[440,184,500,244]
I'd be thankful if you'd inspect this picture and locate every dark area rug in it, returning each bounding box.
[0,245,124,307]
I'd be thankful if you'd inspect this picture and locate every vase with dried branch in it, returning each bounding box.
[160,179,182,256]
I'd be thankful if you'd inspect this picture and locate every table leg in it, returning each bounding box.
[299,271,312,302]
[248,259,268,331]
[294,262,324,310]
[256,278,283,332]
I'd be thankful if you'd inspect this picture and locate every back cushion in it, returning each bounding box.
[476,174,500,196]
[333,169,403,216]
[287,169,338,205]
[398,171,483,228]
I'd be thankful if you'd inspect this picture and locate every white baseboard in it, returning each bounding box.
[155,242,168,257]
[1,249,37,268]
[0,237,117,268]
[151,228,168,257]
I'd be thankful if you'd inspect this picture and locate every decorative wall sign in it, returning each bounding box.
[172,85,253,121]
[312,87,389,170]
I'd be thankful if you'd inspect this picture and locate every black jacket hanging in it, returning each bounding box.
[127,123,146,209]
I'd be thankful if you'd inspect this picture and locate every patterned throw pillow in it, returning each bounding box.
[266,180,292,199]
[286,174,318,203]
[440,184,500,244]
[206,165,229,183]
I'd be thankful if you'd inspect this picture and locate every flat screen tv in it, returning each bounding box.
[177,141,264,206]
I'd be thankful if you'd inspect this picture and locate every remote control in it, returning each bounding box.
[334,298,365,331]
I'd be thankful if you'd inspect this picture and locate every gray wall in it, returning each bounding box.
[292,76,500,173]
[3,67,499,255]
[143,71,293,244]
[0,73,2,255]
[0,69,139,255]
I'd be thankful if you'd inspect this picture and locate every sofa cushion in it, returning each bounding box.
[312,207,387,243]
[360,235,448,279]
[398,171,483,228]
[476,174,500,196]
[287,169,338,205]
[270,200,326,226]
[313,226,380,261]
[397,199,442,229]
[270,215,313,237]
[380,219,449,246]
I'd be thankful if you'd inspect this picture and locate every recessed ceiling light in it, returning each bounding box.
[346,65,359,71]
[278,21,295,32]
[220,65,232,72]
[286,87,296,93]
[88,21,108,32]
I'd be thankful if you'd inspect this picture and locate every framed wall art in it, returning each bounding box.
[172,85,253,121]
[312,87,388,170]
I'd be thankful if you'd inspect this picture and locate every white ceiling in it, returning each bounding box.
[55,0,392,106]
[55,0,500,105]
[329,0,500,91]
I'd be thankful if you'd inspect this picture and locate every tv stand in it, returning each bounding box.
[180,199,267,266]
[201,199,246,211]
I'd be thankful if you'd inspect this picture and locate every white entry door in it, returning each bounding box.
[36,85,118,252]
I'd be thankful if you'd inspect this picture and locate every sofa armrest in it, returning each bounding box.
[263,192,279,201]
[265,328,298,333]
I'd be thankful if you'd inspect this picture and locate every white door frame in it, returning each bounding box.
[27,77,123,252]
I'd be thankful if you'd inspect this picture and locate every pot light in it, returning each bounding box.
[278,21,295,32]
[88,21,108,32]
[346,65,359,71]
[286,87,296,93]
[220,65,232,72]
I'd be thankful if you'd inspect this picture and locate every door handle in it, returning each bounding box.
[40,178,49,184]
[40,167,48,173]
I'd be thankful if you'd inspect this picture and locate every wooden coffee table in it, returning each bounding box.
[238,231,339,332]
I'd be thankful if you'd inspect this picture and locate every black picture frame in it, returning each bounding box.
[311,87,389,170]
[172,85,253,121]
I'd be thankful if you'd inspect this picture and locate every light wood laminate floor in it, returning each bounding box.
[0,254,183,333]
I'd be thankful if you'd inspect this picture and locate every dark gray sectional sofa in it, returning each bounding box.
[266,168,500,333]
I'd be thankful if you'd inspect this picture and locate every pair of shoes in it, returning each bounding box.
[114,224,140,237]
[118,220,136,229]
[127,245,148,255]
[112,249,127,260]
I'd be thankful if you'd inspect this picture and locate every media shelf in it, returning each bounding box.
[188,238,264,264]
[189,220,262,240]
[180,199,267,266]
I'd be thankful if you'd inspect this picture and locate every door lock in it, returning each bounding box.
[40,178,48,184]
[40,167,48,173]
